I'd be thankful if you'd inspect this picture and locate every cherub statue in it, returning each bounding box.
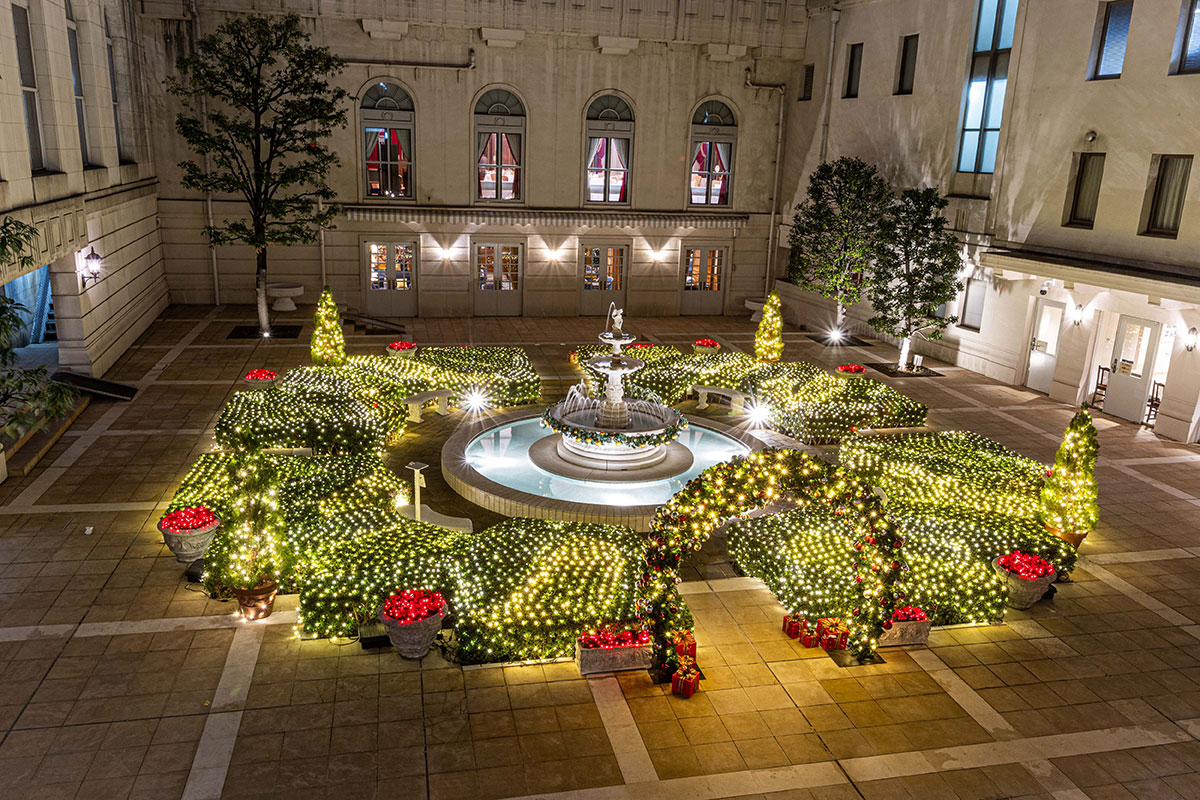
[611,307,624,334]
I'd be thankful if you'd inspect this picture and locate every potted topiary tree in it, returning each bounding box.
[311,286,346,366]
[225,451,283,619]
[1038,405,1099,548]
[754,292,784,362]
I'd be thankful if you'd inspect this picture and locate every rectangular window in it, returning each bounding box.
[683,249,724,292]
[367,243,415,291]
[477,244,521,290]
[959,277,987,331]
[1179,0,1200,73]
[1093,1,1133,79]
[12,4,43,172]
[585,137,629,202]
[799,64,816,100]
[476,132,521,201]
[844,43,863,98]
[1143,155,1192,237]
[958,0,1018,174]
[67,23,89,164]
[689,140,732,205]
[582,246,624,291]
[1068,153,1106,227]
[364,127,412,198]
[897,34,919,95]
[105,14,124,162]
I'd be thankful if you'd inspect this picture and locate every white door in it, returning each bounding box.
[474,243,523,316]
[580,245,626,315]
[1105,315,1161,422]
[680,247,726,315]
[364,242,418,317]
[1025,299,1064,395]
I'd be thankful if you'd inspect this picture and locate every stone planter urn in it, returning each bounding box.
[993,556,1056,610]
[379,591,445,659]
[387,342,418,358]
[234,579,278,621]
[158,507,220,564]
[575,631,652,675]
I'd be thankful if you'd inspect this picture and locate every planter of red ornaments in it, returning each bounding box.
[157,506,220,563]
[837,364,866,375]
[671,655,701,698]
[878,605,932,647]
[234,576,278,621]
[387,340,418,358]
[993,551,1056,610]
[693,338,721,355]
[379,590,446,659]
[242,368,277,390]
[575,628,651,675]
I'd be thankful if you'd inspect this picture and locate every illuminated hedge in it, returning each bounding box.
[214,388,391,453]
[769,374,927,444]
[412,346,540,406]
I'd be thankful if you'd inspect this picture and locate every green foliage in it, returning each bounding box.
[868,188,963,345]
[411,346,541,406]
[755,292,783,362]
[214,388,390,453]
[223,451,286,589]
[786,157,892,308]
[769,373,927,444]
[311,287,346,366]
[1039,407,1100,537]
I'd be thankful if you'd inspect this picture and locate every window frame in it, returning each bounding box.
[1066,152,1106,228]
[360,81,416,201]
[474,242,523,290]
[583,94,634,206]
[1141,154,1193,238]
[688,100,737,208]
[473,88,526,204]
[1175,0,1200,74]
[12,2,45,173]
[365,241,418,292]
[1091,1,1134,80]
[957,0,1019,175]
[896,34,920,95]
[104,11,127,164]
[958,276,988,332]
[799,64,816,101]
[580,244,628,292]
[682,247,727,293]
[844,42,864,98]
[66,14,91,166]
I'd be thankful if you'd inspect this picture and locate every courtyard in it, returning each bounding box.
[0,305,1197,800]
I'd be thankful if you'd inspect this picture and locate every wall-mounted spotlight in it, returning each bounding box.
[1186,327,1198,352]
[1070,304,1084,326]
[1083,130,1098,143]
[79,247,102,287]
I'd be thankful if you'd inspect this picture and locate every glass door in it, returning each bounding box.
[1024,298,1064,395]
[679,247,726,315]
[1105,314,1161,422]
[474,243,523,316]
[580,245,626,315]
[363,242,417,317]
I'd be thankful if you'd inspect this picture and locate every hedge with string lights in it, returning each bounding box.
[769,373,927,444]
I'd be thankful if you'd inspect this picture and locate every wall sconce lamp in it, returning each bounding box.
[433,246,450,261]
[1186,327,1198,352]
[1071,304,1084,326]
[651,249,667,262]
[80,247,102,287]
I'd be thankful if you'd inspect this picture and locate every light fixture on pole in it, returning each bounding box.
[80,247,102,287]
[1186,327,1198,352]
[406,461,429,522]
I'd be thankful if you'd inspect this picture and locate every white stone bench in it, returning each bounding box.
[694,385,749,414]
[404,389,454,423]
[398,504,473,533]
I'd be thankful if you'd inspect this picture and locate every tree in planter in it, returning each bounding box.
[867,188,963,371]
[1038,405,1099,548]
[0,217,76,440]
[787,157,892,332]
[169,14,348,336]
[754,291,783,362]
[311,286,346,366]
[224,449,284,592]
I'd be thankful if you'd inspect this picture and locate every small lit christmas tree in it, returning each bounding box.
[224,450,283,590]
[311,286,346,366]
[1038,405,1099,548]
[847,503,907,662]
[755,291,783,363]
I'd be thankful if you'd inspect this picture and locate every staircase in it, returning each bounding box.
[43,293,56,342]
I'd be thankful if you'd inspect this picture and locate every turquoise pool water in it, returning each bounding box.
[464,417,750,507]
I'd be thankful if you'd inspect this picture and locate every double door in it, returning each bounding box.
[680,247,726,315]
[1105,315,1162,423]
[364,242,417,317]
[580,245,626,315]
[474,243,523,316]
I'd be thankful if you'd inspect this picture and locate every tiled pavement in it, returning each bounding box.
[3,306,1200,799]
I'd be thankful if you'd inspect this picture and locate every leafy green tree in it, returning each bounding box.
[169,14,348,336]
[0,217,76,439]
[1038,406,1099,548]
[787,157,892,330]
[868,188,963,370]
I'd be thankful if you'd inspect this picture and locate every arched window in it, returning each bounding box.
[689,100,736,206]
[585,94,633,203]
[362,81,414,199]
[474,88,525,201]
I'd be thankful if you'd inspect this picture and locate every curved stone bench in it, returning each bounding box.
[266,282,305,312]
[694,385,749,414]
[404,389,454,423]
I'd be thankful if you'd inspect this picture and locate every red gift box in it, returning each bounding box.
[674,630,697,657]
[820,625,849,651]
[800,630,820,648]
[815,617,837,637]
[782,613,808,639]
[672,672,699,698]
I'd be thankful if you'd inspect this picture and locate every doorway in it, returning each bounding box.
[580,245,626,315]
[1105,314,1161,422]
[474,243,523,316]
[1024,298,1064,395]
[363,242,418,317]
[680,246,726,315]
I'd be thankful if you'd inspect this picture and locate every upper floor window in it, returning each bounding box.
[104,11,125,163]
[844,43,864,98]
[362,82,414,199]
[896,35,919,95]
[958,0,1019,174]
[12,3,44,172]
[585,95,633,203]
[1092,1,1133,79]
[1067,152,1106,228]
[66,0,90,165]
[1142,155,1192,237]
[689,100,736,206]
[799,64,816,101]
[474,88,525,202]
[1176,0,1200,73]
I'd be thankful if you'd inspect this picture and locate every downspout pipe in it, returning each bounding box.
[745,68,787,300]
[818,8,841,164]
[187,0,220,305]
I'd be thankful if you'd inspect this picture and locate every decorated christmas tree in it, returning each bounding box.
[1038,405,1099,548]
[311,286,346,366]
[847,500,908,662]
[223,450,283,590]
[755,292,783,363]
